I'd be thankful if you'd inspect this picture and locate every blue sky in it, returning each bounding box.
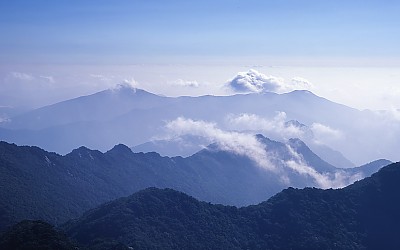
[1,0,400,65]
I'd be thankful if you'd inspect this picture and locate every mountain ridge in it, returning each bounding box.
[0,137,390,231]
[60,161,400,249]
[0,86,382,166]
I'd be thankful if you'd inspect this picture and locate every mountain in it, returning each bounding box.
[346,159,392,177]
[1,86,396,165]
[63,162,400,249]
[0,220,76,250]
[1,85,168,130]
[307,142,355,168]
[132,134,210,158]
[283,119,356,168]
[0,136,386,231]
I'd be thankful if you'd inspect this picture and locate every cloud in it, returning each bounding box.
[290,77,313,90]
[225,112,307,140]
[113,78,140,90]
[164,117,362,188]
[226,112,345,151]
[89,74,113,82]
[226,69,313,94]
[168,79,200,88]
[8,72,54,84]
[165,117,276,171]
[285,145,361,188]
[227,69,284,93]
[10,72,34,81]
[310,123,344,144]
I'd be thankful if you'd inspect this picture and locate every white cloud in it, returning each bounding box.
[164,117,362,189]
[89,74,112,82]
[168,79,200,88]
[227,69,284,93]
[10,72,34,81]
[226,113,346,153]
[285,145,362,189]
[310,123,344,144]
[226,69,313,94]
[165,117,276,171]
[290,77,313,90]
[225,112,307,140]
[113,78,140,90]
[7,72,54,85]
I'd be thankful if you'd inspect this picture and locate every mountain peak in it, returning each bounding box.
[108,84,161,99]
[290,89,314,95]
[70,146,91,153]
[288,137,307,147]
[285,120,307,128]
[107,144,132,155]
[112,80,138,91]
[67,146,101,160]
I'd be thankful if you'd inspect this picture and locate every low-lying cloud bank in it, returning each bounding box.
[227,69,313,94]
[165,117,276,171]
[285,144,361,189]
[225,112,306,139]
[225,112,344,146]
[164,117,361,189]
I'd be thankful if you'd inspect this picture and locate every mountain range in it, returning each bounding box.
[0,136,390,232]
[1,83,399,249]
[2,161,399,249]
[0,85,398,165]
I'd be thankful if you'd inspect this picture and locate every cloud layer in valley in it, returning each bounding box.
[225,112,343,146]
[165,117,276,172]
[225,112,307,139]
[164,117,360,188]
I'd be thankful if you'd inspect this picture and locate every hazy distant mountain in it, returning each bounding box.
[284,120,356,168]
[0,136,387,231]
[132,134,210,157]
[62,162,400,249]
[1,85,168,130]
[1,86,395,165]
[0,106,28,124]
[346,158,392,177]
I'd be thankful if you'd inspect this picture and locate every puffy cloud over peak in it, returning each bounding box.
[113,78,140,90]
[227,69,284,93]
[227,69,313,94]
